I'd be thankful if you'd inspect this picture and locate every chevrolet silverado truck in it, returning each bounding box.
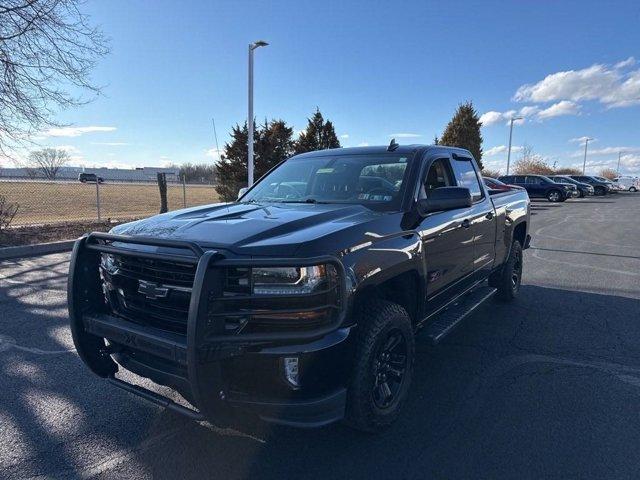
[68,143,530,432]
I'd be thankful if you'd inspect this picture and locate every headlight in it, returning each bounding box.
[252,265,335,295]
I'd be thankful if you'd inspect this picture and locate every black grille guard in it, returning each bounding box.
[68,232,348,421]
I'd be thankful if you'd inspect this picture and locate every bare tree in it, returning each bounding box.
[597,168,617,180]
[481,168,501,178]
[0,195,19,231]
[26,147,69,179]
[0,0,109,155]
[513,144,554,175]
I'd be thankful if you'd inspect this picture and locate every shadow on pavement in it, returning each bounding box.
[3,240,640,480]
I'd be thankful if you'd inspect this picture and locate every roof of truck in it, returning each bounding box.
[293,144,475,159]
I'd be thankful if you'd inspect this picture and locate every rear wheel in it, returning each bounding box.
[547,190,562,202]
[491,240,523,302]
[595,186,606,196]
[346,300,414,432]
[630,186,637,192]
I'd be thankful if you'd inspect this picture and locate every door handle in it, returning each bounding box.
[462,219,470,229]
[485,211,494,220]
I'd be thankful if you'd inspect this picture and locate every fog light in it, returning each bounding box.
[283,357,300,389]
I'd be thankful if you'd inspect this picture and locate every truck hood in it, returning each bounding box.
[111,202,397,257]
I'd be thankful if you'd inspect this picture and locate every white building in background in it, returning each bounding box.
[0,165,180,182]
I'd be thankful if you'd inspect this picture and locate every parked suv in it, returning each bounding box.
[548,175,593,198]
[568,175,610,195]
[68,145,530,431]
[79,172,104,183]
[498,174,572,202]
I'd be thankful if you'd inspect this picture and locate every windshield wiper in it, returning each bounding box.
[281,198,329,204]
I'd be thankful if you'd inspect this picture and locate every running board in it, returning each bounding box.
[423,286,497,344]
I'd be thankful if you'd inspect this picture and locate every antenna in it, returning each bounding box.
[212,118,220,159]
[387,138,399,151]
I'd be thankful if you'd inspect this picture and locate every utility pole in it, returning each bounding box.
[617,151,622,177]
[581,137,592,174]
[247,40,269,187]
[506,116,523,175]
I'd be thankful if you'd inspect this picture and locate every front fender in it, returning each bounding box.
[340,231,425,322]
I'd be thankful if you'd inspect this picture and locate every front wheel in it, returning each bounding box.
[547,190,562,202]
[595,186,606,196]
[630,186,637,192]
[490,240,523,302]
[346,300,414,432]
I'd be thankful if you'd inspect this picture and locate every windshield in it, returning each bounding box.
[241,153,414,210]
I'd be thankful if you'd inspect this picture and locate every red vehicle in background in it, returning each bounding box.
[483,177,523,192]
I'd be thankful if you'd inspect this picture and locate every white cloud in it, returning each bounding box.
[615,57,636,69]
[481,101,579,126]
[569,136,596,144]
[479,111,505,126]
[536,100,581,119]
[484,145,524,156]
[480,106,540,127]
[91,142,129,146]
[339,134,349,139]
[53,145,81,153]
[514,59,640,108]
[357,142,369,147]
[389,133,421,138]
[205,147,223,161]
[41,126,117,137]
[569,145,640,157]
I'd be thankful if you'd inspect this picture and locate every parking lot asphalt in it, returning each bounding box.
[1,193,640,480]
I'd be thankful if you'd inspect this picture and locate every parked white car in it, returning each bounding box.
[613,176,640,192]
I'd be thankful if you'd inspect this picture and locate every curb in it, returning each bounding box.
[0,239,76,260]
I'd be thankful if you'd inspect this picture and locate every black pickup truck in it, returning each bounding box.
[68,144,530,431]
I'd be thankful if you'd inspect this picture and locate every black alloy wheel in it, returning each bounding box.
[372,329,408,409]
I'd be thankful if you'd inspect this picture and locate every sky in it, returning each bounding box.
[22,0,640,175]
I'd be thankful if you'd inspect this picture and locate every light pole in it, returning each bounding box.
[617,150,623,177]
[247,40,269,187]
[505,116,523,175]
[581,137,593,174]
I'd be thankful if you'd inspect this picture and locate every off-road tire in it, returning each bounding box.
[345,299,414,433]
[491,240,523,302]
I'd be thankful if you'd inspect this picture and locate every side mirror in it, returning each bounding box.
[237,187,248,200]
[417,187,472,215]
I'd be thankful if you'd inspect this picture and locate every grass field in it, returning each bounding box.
[0,181,220,226]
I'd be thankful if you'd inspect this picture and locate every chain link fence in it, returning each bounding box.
[0,176,220,227]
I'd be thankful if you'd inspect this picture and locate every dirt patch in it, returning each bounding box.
[0,219,138,247]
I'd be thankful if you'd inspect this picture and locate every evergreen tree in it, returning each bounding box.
[439,101,484,169]
[294,108,341,154]
[255,119,295,176]
[215,120,295,202]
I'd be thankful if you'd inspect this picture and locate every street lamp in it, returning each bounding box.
[505,116,523,175]
[247,40,269,187]
[581,137,593,174]
[617,150,623,177]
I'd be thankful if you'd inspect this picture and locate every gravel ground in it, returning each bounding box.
[1,194,639,480]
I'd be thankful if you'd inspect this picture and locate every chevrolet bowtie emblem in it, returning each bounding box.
[137,280,169,300]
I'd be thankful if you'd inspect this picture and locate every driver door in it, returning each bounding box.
[417,155,476,314]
